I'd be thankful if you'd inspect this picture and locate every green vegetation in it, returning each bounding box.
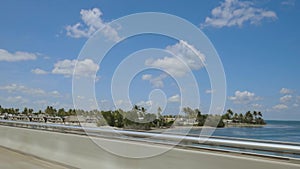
[97,106,171,130]
[182,107,225,128]
[0,105,77,117]
[222,109,266,125]
[0,105,265,130]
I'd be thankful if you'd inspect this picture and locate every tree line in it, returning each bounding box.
[96,105,173,130]
[222,109,266,125]
[0,105,77,117]
[0,105,265,130]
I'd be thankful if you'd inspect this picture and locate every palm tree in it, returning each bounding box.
[133,105,139,111]
[233,113,239,122]
[156,107,163,127]
[258,111,263,117]
[28,108,34,115]
[45,106,57,116]
[22,107,28,115]
[183,107,196,118]
[196,109,205,126]
[225,109,234,120]
[238,113,244,123]
[58,108,66,117]
[245,111,253,123]
[253,111,258,119]
[141,107,146,114]
[157,107,162,116]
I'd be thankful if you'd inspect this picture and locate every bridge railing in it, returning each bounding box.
[0,119,299,160]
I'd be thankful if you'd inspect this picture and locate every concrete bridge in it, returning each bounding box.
[0,120,299,169]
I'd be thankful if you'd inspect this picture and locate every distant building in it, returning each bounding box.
[29,116,45,123]
[65,115,86,125]
[164,117,176,123]
[12,115,30,122]
[46,116,63,123]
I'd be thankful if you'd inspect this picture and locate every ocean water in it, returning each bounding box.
[189,120,300,143]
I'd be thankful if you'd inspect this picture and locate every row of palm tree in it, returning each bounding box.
[0,105,34,115]
[223,109,266,125]
[97,105,172,130]
[182,107,225,127]
[0,104,266,129]
[0,105,77,117]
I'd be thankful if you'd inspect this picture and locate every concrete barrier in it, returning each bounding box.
[0,125,299,169]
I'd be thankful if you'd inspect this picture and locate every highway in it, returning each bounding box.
[0,146,73,169]
[0,120,300,169]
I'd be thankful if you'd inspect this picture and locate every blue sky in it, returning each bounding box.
[0,0,299,120]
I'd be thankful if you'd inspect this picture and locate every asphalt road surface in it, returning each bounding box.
[0,146,73,169]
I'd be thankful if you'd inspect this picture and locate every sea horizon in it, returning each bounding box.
[187,120,300,144]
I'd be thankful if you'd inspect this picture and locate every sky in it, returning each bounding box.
[0,0,299,120]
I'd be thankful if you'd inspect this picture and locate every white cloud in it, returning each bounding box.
[252,103,263,109]
[32,100,72,110]
[50,90,61,97]
[202,0,277,28]
[142,74,152,80]
[0,95,29,107]
[31,68,48,75]
[205,89,215,94]
[273,104,288,110]
[0,84,62,98]
[280,88,293,94]
[137,100,153,108]
[6,96,28,104]
[0,84,46,95]
[168,94,180,103]
[115,99,132,111]
[281,0,295,6]
[52,59,99,78]
[0,49,37,62]
[145,40,206,77]
[66,8,121,42]
[43,56,51,60]
[98,100,114,111]
[145,57,188,77]
[142,74,167,88]
[228,90,260,104]
[280,95,292,103]
[166,40,206,70]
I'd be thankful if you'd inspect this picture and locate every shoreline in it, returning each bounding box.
[98,124,267,132]
[225,123,266,128]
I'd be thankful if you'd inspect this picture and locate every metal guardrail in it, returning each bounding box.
[0,119,300,160]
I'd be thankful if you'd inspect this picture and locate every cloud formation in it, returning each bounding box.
[0,49,37,62]
[280,88,293,94]
[229,90,260,104]
[141,74,167,88]
[202,0,277,28]
[66,8,120,41]
[52,59,99,78]
[31,68,48,75]
[145,40,206,77]
[5,96,28,104]
[205,89,215,94]
[280,95,292,103]
[168,94,180,103]
[0,84,61,97]
[273,104,288,110]
[281,0,296,6]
